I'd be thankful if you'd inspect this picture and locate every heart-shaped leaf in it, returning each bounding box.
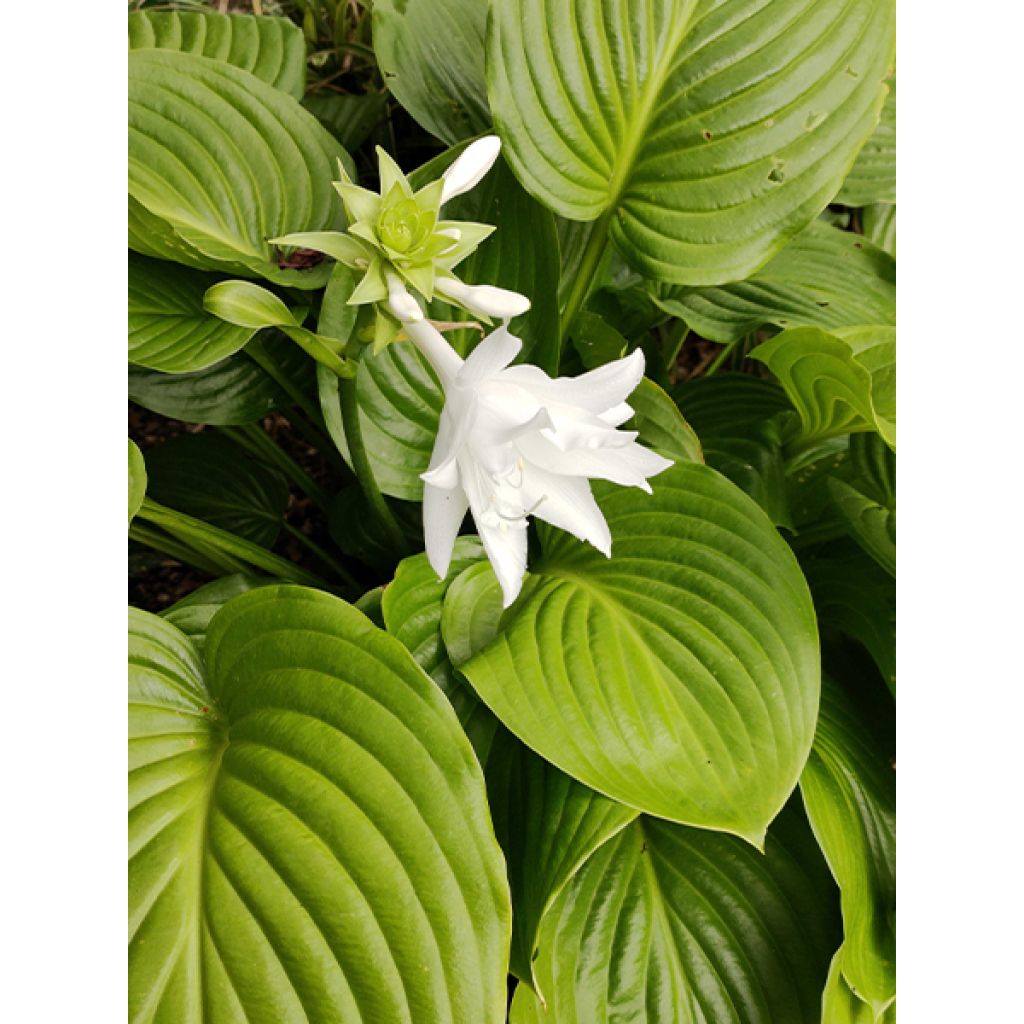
[752,325,896,448]
[128,49,349,288]
[127,9,307,98]
[128,333,312,426]
[488,0,895,283]
[800,676,896,1017]
[836,82,895,206]
[161,573,276,653]
[144,433,289,547]
[651,222,895,343]
[129,589,511,1023]
[128,439,147,525]
[129,254,256,372]
[509,802,840,1023]
[372,0,490,144]
[458,461,821,844]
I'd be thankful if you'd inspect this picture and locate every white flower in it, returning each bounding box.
[390,292,673,606]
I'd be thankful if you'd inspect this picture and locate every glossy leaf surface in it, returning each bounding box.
[489,0,896,283]
[161,573,276,654]
[128,254,255,373]
[128,50,348,288]
[509,803,840,1023]
[652,222,895,343]
[129,589,511,1023]
[127,9,306,98]
[459,462,820,843]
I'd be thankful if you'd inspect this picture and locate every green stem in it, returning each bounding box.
[137,498,327,588]
[560,212,612,343]
[129,522,229,576]
[338,377,407,551]
[221,424,331,513]
[282,522,359,588]
[705,338,742,377]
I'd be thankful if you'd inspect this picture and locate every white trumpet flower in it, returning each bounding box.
[388,284,673,606]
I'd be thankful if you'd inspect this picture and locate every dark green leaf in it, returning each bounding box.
[129,439,147,525]
[302,92,389,152]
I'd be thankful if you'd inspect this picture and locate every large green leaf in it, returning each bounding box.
[488,0,896,283]
[822,952,896,1024]
[862,203,895,257]
[836,81,895,206]
[382,539,500,761]
[800,676,896,1017]
[128,49,349,288]
[161,573,277,654]
[628,378,703,463]
[128,254,255,372]
[509,802,840,1023]
[651,222,895,343]
[144,433,289,547]
[127,9,307,98]
[129,439,147,526]
[458,461,820,843]
[372,0,490,144]
[751,325,896,448]
[129,589,511,1023]
[128,333,311,425]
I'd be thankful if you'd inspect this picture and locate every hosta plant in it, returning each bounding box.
[128,2,895,1022]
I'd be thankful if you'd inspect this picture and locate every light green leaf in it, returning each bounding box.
[459,461,821,843]
[822,951,896,1024]
[489,0,896,283]
[127,9,307,98]
[862,204,895,257]
[373,0,490,144]
[836,82,896,206]
[129,254,255,372]
[628,378,703,463]
[128,439,147,526]
[828,477,896,577]
[161,573,277,654]
[128,49,350,288]
[651,222,895,343]
[800,677,896,1018]
[509,802,840,1023]
[751,326,896,447]
[144,433,289,547]
[382,538,500,762]
[129,590,511,1023]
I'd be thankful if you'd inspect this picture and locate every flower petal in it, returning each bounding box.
[422,483,469,580]
[476,519,529,608]
[457,324,523,386]
[421,389,477,488]
[403,318,465,386]
[517,433,673,489]
[376,146,412,197]
[268,231,368,266]
[435,276,531,320]
[521,466,612,557]
[440,136,502,204]
[501,348,645,415]
[386,274,424,322]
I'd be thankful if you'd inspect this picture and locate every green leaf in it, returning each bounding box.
[128,337,304,426]
[302,92,389,152]
[651,222,895,343]
[129,439,147,525]
[373,0,490,144]
[127,9,307,98]
[161,573,277,654]
[751,325,896,447]
[569,310,629,370]
[822,951,896,1024]
[327,485,422,573]
[382,539,501,762]
[459,461,821,843]
[828,476,896,577]
[129,590,511,1022]
[129,254,255,372]
[488,0,896,283]
[862,203,895,257]
[144,433,289,547]
[509,802,840,1023]
[836,82,896,206]
[128,49,350,288]
[800,676,896,1017]
[628,378,703,464]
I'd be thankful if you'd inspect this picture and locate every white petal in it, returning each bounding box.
[517,434,673,489]
[435,276,531,320]
[457,324,523,386]
[422,483,469,580]
[476,519,529,608]
[501,348,645,414]
[440,136,502,203]
[520,466,611,556]
[403,318,464,386]
[421,390,477,489]
[386,273,423,323]
[599,402,634,427]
